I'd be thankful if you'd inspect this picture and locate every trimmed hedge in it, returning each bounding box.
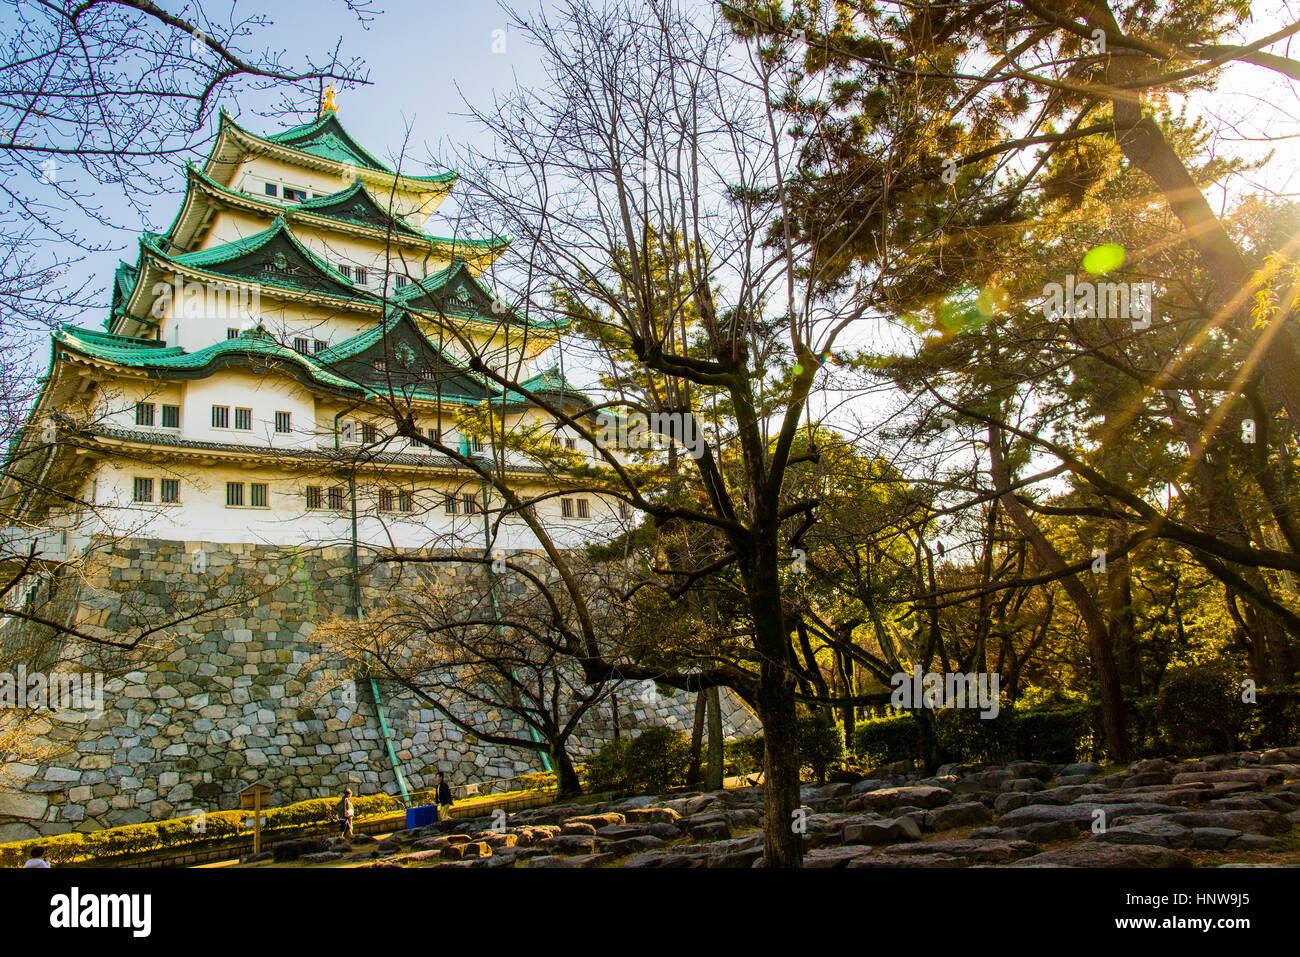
[0,793,400,868]
[720,707,845,781]
[853,706,1093,767]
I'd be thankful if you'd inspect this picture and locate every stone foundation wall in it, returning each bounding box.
[0,538,759,842]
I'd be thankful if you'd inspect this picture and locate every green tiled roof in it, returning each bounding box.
[294,180,426,236]
[255,111,457,185]
[56,324,360,392]
[499,366,592,407]
[143,217,374,303]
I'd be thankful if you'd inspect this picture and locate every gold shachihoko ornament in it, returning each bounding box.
[320,83,340,115]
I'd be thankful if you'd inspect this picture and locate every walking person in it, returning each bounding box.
[22,846,51,868]
[336,788,354,840]
[435,772,453,822]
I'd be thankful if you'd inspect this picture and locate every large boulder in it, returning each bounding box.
[842,816,923,845]
[853,785,952,812]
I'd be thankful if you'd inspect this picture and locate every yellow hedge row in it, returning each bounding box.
[0,793,400,867]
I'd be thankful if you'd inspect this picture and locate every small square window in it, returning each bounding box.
[362,423,377,444]
[250,483,268,508]
[226,482,244,507]
[132,477,153,503]
[561,498,574,519]
[395,274,408,289]
[227,328,240,340]
[274,411,291,434]
[211,405,230,429]
[306,486,323,510]
[293,337,309,355]
[284,187,307,203]
[264,183,278,197]
[161,479,180,504]
[338,264,351,280]
[161,404,180,429]
[134,402,155,427]
[462,493,477,515]
[444,494,458,515]
[327,486,345,510]
[354,267,368,285]
[314,339,328,353]
[235,407,252,431]
[577,499,590,519]
[399,491,414,513]
[565,437,576,450]
[378,489,394,512]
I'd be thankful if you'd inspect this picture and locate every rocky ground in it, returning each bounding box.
[244,747,1300,868]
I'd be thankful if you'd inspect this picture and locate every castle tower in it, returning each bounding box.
[0,104,760,842]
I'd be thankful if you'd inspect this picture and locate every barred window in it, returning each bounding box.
[160,479,180,504]
[134,402,155,427]
[234,407,252,431]
[227,328,240,340]
[293,337,310,355]
[395,274,408,289]
[161,404,180,429]
[226,482,244,507]
[372,359,387,373]
[462,493,477,515]
[577,498,590,519]
[274,411,291,434]
[399,491,414,513]
[378,489,394,512]
[338,264,351,280]
[444,494,458,515]
[354,267,367,285]
[327,486,345,510]
[565,437,576,450]
[362,423,378,444]
[250,483,268,508]
[212,405,230,428]
[561,498,574,518]
[132,477,153,503]
[305,486,323,510]
[314,339,328,353]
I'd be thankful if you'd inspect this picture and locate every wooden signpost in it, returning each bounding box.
[239,781,274,855]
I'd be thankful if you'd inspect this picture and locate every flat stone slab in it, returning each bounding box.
[997,802,1175,829]
[843,816,923,845]
[1168,810,1291,835]
[804,845,877,868]
[854,785,952,812]
[884,839,1036,863]
[1011,843,1192,867]
[1090,817,1192,849]
[1170,768,1282,787]
[847,853,965,868]
[927,801,993,831]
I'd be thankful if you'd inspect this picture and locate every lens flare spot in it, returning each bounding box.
[1083,243,1126,275]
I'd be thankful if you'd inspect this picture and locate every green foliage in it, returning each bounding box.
[582,726,691,794]
[1157,662,1243,753]
[853,714,923,766]
[797,706,844,783]
[0,792,400,868]
[724,734,766,776]
[852,706,1092,767]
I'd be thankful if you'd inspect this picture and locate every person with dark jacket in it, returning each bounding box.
[336,788,354,839]
[435,772,453,820]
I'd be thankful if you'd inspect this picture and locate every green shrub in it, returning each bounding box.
[517,772,557,791]
[724,734,766,776]
[797,706,844,783]
[1157,663,1242,753]
[581,727,691,794]
[853,714,922,767]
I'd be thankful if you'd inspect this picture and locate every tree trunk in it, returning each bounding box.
[757,663,803,867]
[552,743,582,797]
[705,685,724,791]
[686,689,707,788]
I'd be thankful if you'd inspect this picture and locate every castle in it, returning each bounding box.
[0,97,759,842]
